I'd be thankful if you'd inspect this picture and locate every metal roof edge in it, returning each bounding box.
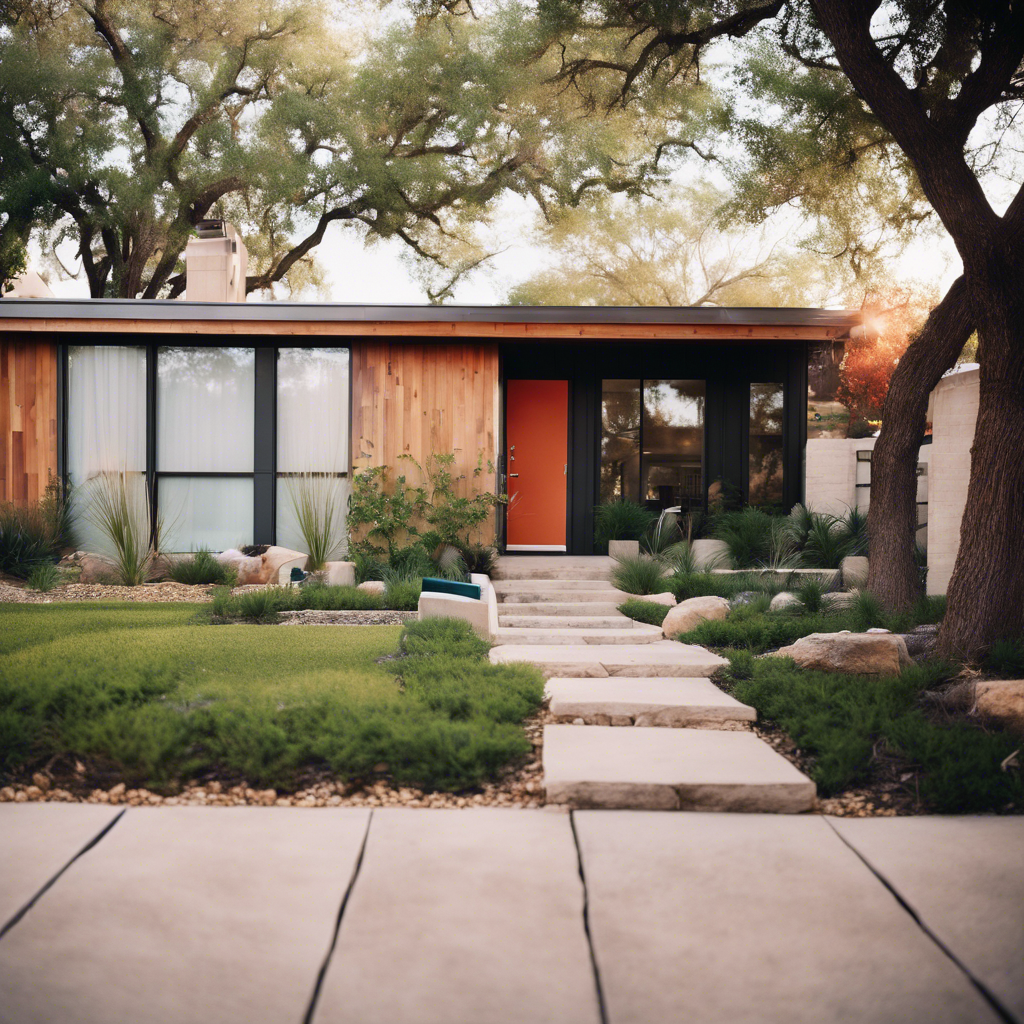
[0,297,861,328]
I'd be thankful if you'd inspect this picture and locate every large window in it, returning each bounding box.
[600,379,705,512]
[275,347,350,554]
[157,347,255,551]
[66,343,351,553]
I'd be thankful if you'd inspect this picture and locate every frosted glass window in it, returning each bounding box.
[276,476,350,557]
[157,347,254,472]
[68,346,147,480]
[277,348,350,472]
[160,477,253,552]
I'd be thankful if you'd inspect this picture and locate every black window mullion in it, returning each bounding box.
[253,346,276,545]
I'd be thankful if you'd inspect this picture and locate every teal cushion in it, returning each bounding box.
[421,577,482,600]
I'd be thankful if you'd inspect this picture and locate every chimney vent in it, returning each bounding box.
[185,221,248,302]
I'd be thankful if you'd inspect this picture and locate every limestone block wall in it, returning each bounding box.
[927,368,980,596]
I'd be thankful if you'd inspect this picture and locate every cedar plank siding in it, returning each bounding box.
[1,338,58,505]
[351,340,500,541]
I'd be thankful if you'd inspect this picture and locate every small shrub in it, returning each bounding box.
[287,473,345,571]
[400,617,491,659]
[984,639,1024,677]
[800,513,852,569]
[167,549,237,586]
[836,506,869,557]
[795,575,828,614]
[850,590,886,631]
[432,544,469,582]
[235,588,282,624]
[26,561,61,592]
[712,507,776,568]
[0,502,56,579]
[379,567,423,610]
[39,476,78,552]
[82,471,160,586]
[618,598,669,627]
[611,553,668,595]
[388,543,434,579]
[594,499,656,548]
[456,542,498,576]
[643,512,683,556]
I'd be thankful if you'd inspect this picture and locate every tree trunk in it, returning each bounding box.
[938,271,1024,661]
[866,276,972,611]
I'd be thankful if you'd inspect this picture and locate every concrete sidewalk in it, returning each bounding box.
[1,806,1021,1024]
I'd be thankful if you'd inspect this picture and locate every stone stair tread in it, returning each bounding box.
[545,677,757,724]
[542,725,816,812]
[489,642,729,678]
[492,579,618,591]
[499,615,628,628]
[492,626,664,646]
[492,602,625,616]
[498,590,633,604]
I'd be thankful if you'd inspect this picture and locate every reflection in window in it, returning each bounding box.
[749,383,784,506]
[160,477,254,552]
[600,380,641,503]
[643,380,705,512]
[807,341,849,438]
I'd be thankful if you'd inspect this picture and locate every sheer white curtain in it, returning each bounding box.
[157,347,255,551]
[276,348,350,555]
[68,346,147,554]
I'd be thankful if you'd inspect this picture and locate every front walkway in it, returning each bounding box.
[1,805,1021,1024]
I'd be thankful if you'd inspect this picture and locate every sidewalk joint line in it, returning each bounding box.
[302,809,374,1024]
[570,810,610,1024]
[824,818,1017,1024]
[0,808,126,942]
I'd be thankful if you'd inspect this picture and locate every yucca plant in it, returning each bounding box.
[84,471,161,586]
[836,506,869,557]
[611,553,668,596]
[643,510,682,556]
[456,542,498,576]
[287,473,344,572]
[784,503,816,549]
[433,543,469,582]
[801,513,851,569]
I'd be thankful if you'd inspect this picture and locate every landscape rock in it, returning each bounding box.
[259,546,308,585]
[323,560,356,587]
[769,591,802,612]
[77,553,118,584]
[973,680,1024,734]
[358,581,386,596]
[900,624,939,661]
[770,632,913,676]
[31,772,51,792]
[841,555,870,590]
[661,596,730,638]
[643,592,677,607]
[215,548,264,585]
[690,539,732,570]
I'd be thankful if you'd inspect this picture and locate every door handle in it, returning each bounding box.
[510,473,519,478]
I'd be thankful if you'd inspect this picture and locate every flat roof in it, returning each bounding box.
[0,298,859,341]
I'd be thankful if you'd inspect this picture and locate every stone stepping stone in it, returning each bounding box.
[543,724,816,812]
[498,614,628,628]
[546,677,756,727]
[0,804,122,929]
[492,625,664,646]
[490,640,728,678]
[573,812,1002,1024]
[315,809,601,1024]
[0,807,371,1024]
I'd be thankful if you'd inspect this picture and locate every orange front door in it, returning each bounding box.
[506,379,568,550]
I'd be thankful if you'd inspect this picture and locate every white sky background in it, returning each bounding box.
[38,1,1004,308]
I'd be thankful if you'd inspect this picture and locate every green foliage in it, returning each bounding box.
[26,562,60,592]
[233,589,281,624]
[287,474,344,571]
[81,472,160,586]
[836,506,869,557]
[405,452,500,547]
[594,499,656,547]
[984,639,1024,678]
[456,542,498,576]
[610,553,668,596]
[801,514,850,569]
[211,583,390,621]
[167,550,238,587]
[669,569,791,602]
[348,465,424,558]
[723,653,1020,812]
[712,507,776,569]
[0,502,56,579]
[618,598,669,627]
[0,604,542,793]
[39,476,77,552]
[380,569,423,612]
[794,575,828,614]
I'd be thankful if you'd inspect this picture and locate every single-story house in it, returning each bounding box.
[0,298,860,555]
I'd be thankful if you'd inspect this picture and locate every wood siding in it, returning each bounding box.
[1,338,58,505]
[351,341,500,540]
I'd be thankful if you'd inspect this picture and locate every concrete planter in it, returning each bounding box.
[609,540,641,559]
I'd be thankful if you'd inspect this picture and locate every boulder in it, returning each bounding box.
[644,592,677,607]
[662,596,730,638]
[899,623,938,661]
[78,554,118,584]
[841,555,869,590]
[358,581,386,597]
[215,548,264,585]
[771,631,913,676]
[323,561,356,587]
[769,591,802,612]
[690,539,732,570]
[258,546,308,585]
[973,680,1024,734]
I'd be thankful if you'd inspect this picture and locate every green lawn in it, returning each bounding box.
[0,604,543,793]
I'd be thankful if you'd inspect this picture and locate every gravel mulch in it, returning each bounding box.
[278,609,417,626]
[0,578,219,603]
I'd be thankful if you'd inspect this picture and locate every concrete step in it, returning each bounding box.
[492,579,618,593]
[499,615,627,628]
[546,677,757,727]
[492,602,625,617]
[490,641,729,678]
[498,589,631,605]
[493,556,614,581]
[493,626,664,646]
[542,725,816,812]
